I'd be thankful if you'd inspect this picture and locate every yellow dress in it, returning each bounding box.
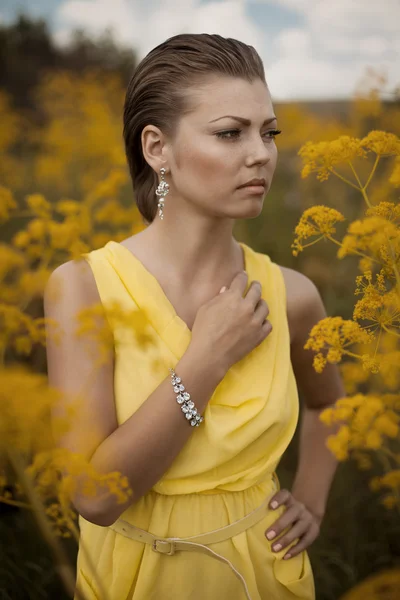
[74,240,316,600]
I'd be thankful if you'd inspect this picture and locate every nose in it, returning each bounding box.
[245,134,273,166]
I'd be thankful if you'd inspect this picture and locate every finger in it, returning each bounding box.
[265,504,302,542]
[269,489,292,511]
[270,514,312,553]
[254,298,270,324]
[282,522,320,560]
[244,280,262,307]
[229,271,248,294]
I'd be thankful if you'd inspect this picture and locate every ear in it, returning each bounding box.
[141,124,169,173]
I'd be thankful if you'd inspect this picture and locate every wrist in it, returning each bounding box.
[185,342,227,385]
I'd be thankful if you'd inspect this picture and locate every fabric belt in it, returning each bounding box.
[108,472,280,600]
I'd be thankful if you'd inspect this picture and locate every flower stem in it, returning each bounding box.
[381,323,400,338]
[6,449,85,600]
[363,155,380,191]
[348,162,372,208]
[329,168,362,191]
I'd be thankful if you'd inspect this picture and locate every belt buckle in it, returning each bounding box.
[152,539,176,556]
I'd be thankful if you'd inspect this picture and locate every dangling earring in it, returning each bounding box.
[155,167,169,220]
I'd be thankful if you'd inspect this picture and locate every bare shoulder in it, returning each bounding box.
[277,265,324,346]
[45,258,100,307]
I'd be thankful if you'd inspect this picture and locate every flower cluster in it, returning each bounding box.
[0,366,132,535]
[298,131,400,183]
[304,316,375,373]
[298,136,367,181]
[291,205,345,256]
[320,394,400,460]
[295,127,400,518]
[338,215,399,278]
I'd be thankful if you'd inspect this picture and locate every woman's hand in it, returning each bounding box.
[190,271,272,375]
[264,489,322,560]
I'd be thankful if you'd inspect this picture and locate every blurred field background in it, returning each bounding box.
[1,8,400,600]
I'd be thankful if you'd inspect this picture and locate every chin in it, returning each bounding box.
[230,201,264,219]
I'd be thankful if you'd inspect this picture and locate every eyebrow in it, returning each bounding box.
[209,115,277,126]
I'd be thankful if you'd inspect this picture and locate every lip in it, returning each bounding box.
[239,185,265,195]
[238,178,266,189]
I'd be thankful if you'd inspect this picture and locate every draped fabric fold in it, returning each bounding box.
[74,240,315,600]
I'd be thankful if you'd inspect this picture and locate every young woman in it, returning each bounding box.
[45,33,345,600]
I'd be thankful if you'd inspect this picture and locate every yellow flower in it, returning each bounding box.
[0,244,26,281]
[341,215,400,281]
[364,430,382,449]
[12,230,30,249]
[319,407,335,425]
[55,199,82,216]
[327,348,343,363]
[353,451,372,471]
[361,354,380,373]
[292,205,345,256]
[326,425,351,460]
[382,495,398,509]
[48,221,80,250]
[298,136,367,181]
[340,362,370,394]
[360,130,400,156]
[304,316,374,373]
[366,200,400,222]
[337,216,398,262]
[374,413,399,438]
[28,218,47,240]
[0,185,17,222]
[25,193,52,218]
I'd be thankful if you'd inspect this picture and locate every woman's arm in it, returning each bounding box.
[44,260,225,527]
[282,268,346,521]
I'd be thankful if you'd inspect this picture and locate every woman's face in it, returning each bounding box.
[166,76,278,220]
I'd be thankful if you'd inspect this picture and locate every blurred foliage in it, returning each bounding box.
[0,13,400,600]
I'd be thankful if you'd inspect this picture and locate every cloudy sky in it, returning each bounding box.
[2,0,399,101]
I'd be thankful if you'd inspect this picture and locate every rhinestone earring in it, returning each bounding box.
[155,167,169,220]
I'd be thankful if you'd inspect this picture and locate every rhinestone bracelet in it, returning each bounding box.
[169,367,204,427]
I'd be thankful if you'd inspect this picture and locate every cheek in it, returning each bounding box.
[176,138,236,184]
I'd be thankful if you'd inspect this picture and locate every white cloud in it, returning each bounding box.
[54,0,400,100]
[254,0,400,98]
[55,0,264,60]
[275,28,312,58]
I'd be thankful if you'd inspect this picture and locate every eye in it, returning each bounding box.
[265,129,282,140]
[215,129,241,140]
[215,129,282,141]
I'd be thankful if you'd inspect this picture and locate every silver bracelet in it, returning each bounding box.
[169,367,204,427]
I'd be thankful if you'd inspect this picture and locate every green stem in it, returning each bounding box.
[348,161,372,208]
[348,161,365,189]
[381,323,400,338]
[363,155,380,191]
[0,496,32,510]
[329,168,362,192]
[297,235,326,250]
[373,327,382,359]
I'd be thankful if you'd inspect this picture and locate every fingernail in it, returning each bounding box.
[273,544,282,552]
[284,554,291,560]
[266,530,276,540]
[220,286,226,293]
[271,501,278,509]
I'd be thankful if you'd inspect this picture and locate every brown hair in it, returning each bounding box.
[123,33,266,225]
